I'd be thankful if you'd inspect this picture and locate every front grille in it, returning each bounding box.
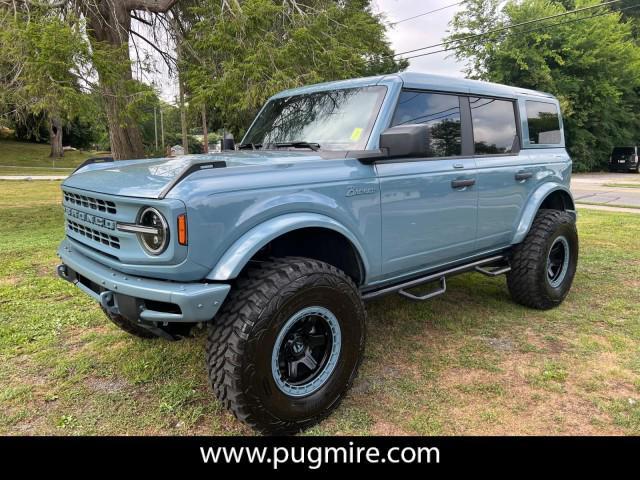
[67,220,120,249]
[63,190,117,214]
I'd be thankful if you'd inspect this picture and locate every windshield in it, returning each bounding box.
[242,86,387,151]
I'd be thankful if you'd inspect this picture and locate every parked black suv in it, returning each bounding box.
[609,146,640,173]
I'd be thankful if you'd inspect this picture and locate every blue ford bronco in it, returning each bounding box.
[57,72,578,434]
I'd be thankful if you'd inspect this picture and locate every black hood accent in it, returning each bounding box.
[158,160,227,199]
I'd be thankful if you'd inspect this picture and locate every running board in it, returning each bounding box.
[474,264,511,277]
[362,254,507,301]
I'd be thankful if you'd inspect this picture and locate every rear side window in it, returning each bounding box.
[526,101,561,145]
[470,97,518,154]
[391,91,462,157]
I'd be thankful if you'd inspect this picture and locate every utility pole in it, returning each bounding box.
[154,106,158,152]
[202,104,209,154]
[160,108,165,154]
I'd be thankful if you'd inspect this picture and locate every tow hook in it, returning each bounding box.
[57,264,71,282]
[100,291,120,317]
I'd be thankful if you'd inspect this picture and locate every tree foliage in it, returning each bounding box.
[448,0,640,171]
[0,10,97,155]
[182,0,407,136]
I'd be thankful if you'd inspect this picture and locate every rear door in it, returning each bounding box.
[473,96,531,251]
[376,90,478,278]
[474,98,565,250]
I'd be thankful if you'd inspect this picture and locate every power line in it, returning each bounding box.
[399,2,639,61]
[393,0,623,58]
[387,2,463,25]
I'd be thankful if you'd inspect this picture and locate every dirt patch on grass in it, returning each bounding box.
[0,276,21,287]
[370,419,411,436]
[85,377,130,394]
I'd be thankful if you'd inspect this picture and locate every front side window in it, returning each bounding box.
[470,97,518,154]
[390,91,462,157]
[526,101,561,145]
[242,86,387,150]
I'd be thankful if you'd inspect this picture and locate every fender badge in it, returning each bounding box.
[346,186,377,197]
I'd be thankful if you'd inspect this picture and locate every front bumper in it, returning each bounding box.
[57,239,230,323]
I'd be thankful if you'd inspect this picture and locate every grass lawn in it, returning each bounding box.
[0,180,639,435]
[604,183,640,189]
[0,139,98,171]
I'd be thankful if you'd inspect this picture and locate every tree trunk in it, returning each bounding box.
[49,117,63,158]
[202,104,208,154]
[81,1,145,160]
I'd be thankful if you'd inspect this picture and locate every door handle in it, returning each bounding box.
[515,171,533,182]
[451,178,476,189]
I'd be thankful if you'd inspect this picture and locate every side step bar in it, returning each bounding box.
[362,255,509,301]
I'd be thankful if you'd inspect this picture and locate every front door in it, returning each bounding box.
[376,90,478,279]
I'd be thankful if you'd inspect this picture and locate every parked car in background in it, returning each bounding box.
[56,72,578,434]
[609,146,640,173]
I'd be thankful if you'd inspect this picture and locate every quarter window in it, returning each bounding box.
[470,97,518,155]
[526,101,561,145]
[391,91,462,157]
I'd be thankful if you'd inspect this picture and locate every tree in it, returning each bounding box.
[3,0,180,159]
[447,0,640,171]
[0,10,95,157]
[74,1,180,159]
[181,0,407,137]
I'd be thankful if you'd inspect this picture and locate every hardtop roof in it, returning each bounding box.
[271,72,556,101]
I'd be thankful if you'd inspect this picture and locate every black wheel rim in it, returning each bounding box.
[546,235,570,288]
[271,306,341,397]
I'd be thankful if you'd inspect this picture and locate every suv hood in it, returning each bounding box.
[62,151,331,198]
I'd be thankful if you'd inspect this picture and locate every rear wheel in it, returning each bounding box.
[206,257,366,434]
[507,209,578,310]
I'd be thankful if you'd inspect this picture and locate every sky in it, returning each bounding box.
[373,0,467,77]
[154,0,468,103]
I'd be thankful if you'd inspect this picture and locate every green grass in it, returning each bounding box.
[0,139,98,171]
[604,183,640,189]
[0,180,639,435]
[575,201,640,210]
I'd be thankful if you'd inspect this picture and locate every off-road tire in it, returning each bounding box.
[206,257,366,434]
[507,209,578,310]
[100,306,156,339]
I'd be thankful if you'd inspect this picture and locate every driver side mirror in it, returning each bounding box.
[379,124,430,158]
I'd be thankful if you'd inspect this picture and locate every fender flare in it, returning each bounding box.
[511,183,576,245]
[206,213,370,281]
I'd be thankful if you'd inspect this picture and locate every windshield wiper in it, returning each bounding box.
[238,143,262,150]
[270,141,321,152]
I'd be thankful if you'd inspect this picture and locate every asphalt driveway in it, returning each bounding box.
[572,172,640,212]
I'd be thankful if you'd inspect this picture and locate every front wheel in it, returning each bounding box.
[206,257,366,434]
[507,209,578,310]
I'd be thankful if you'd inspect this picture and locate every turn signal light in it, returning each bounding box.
[177,214,188,246]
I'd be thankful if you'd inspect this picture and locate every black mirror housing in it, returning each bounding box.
[379,124,430,158]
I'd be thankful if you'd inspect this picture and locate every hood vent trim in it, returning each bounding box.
[158,160,227,199]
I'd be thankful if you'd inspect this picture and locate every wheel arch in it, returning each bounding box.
[512,184,576,245]
[206,213,369,285]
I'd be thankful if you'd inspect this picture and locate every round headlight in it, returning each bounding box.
[138,207,169,255]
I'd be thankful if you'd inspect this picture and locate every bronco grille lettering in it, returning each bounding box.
[64,206,115,230]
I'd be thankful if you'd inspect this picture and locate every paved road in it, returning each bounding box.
[0,175,67,180]
[572,172,640,208]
